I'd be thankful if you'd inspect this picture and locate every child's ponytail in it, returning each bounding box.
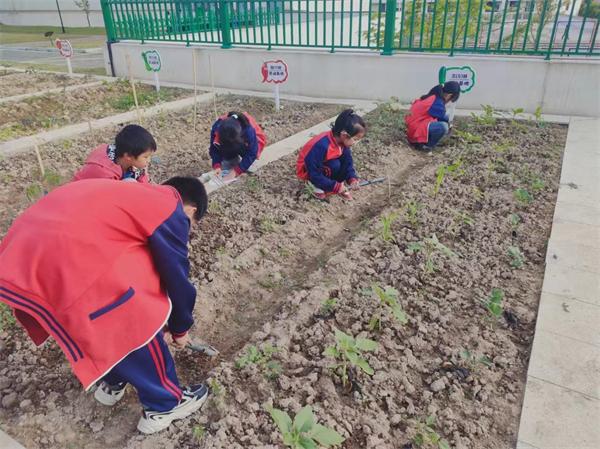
[331,109,366,137]
[420,84,444,100]
[227,111,250,129]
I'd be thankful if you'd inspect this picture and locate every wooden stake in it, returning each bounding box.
[192,48,198,138]
[34,145,45,178]
[125,53,141,123]
[208,53,217,120]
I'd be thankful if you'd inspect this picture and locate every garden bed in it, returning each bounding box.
[0,104,567,449]
[0,79,195,142]
[0,69,95,98]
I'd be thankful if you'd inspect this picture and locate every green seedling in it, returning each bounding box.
[380,211,399,243]
[368,314,382,332]
[413,415,451,449]
[453,129,483,144]
[25,170,62,202]
[470,104,497,126]
[193,425,206,442]
[493,141,512,153]
[371,284,408,325]
[482,288,504,318]
[404,200,422,228]
[320,298,338,316]
[246,176,262,192]
[208,200,223,214]
[507,246,525,268]
[514,188,533,206]
[259,216,277,233]
[509,213,521,228]
[459,349,492,369]
[433,159,464,196]
[235,344,280,379]
[323,329,378,386]
[267,405,345,449]
[208,378,225,398]
[472,186,485,201]
[407,234,457,274]
[453,210,474,226]
[534,106,546,127]
[530,177,545,192]
[0,303,16,332]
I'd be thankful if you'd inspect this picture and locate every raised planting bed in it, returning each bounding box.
[0,103,567,449]
[0,69,95,98]
[0,79,193,142]
[0,95,343,238]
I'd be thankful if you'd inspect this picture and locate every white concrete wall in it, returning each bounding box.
[106,42,600,117]
[0,0,104,27]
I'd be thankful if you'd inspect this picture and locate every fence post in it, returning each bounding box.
[219,0,233,48]
[382,0,398,55]
[100,0,117,42]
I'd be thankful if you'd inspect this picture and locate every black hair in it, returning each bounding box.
[331,109,366,137]
[162,176,208,221]
[218,112,250,159]
[115,124,157,158]
[420,81,460,102]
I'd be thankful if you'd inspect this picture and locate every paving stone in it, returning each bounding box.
[518,377,600,449]
[528,330,600,398]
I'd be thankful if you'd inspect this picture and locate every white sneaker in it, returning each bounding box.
[94,381,127,406]
[137,384,209,434]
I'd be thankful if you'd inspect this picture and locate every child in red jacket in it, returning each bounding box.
[209,112,267,182]
[73,124,156,183]
[296,109,366,200]
[405,81,460,151]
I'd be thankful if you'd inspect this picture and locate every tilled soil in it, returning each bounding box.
[0,79,193,142]
[0,69,95,98]
[0,94,342,238]
[0,104,567,449]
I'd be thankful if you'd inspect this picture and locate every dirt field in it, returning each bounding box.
[0,103,567,449]
[0,79,194,142]
[0,69,95,97]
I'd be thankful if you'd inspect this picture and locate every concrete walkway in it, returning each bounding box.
[516,117,600,449]
[0,430,26,449]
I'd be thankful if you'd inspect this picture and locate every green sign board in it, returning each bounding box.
[439,65,476,93]
[142,50,161,72]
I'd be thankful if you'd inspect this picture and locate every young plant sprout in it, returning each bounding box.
[514,188,533,206]
[235,344,281,379]
[470,104,497,126]
[323,329,378,387]
[371,284,408,325]
[413,415,451,449]
[404,200,422,228]
[507,246,525,268]
[380,211,399,243]
[267,405,345,449]
[482,288,504,319]
[432,159,464,196]
[407,234,457,274]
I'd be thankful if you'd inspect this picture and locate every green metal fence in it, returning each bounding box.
[100,0,600,58]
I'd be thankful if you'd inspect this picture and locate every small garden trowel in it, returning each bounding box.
[186,341,220,357]
[359,177,387,186]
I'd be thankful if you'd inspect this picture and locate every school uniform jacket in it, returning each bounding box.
[296,130,358,193]
[0,180,195,389]
[405,95,449,144]
[72,144,150,183]
[209,113,267,175]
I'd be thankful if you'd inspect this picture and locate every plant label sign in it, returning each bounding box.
[439,65,476,93]
[261,60,288,111]
[142,50,162,92]
[55,39,73,58]
[55,39,73,75]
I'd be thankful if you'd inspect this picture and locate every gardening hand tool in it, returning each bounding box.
[358,177,387,187]
[187,341,220,357]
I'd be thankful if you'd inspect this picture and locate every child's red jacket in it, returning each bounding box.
[72,144,150,183]
[0,180,195,389]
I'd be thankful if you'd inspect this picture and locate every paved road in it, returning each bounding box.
[0,46,105,70]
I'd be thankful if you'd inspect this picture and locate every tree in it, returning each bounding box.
[74,0,92,27]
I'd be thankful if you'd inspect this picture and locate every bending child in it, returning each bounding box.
[73,124,156,182]
[296,109,366,201]
[0,177,209,434]
[209,112,267,182]
[405,81,460,151]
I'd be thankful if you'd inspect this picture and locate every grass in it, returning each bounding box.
[0,25,105,44]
